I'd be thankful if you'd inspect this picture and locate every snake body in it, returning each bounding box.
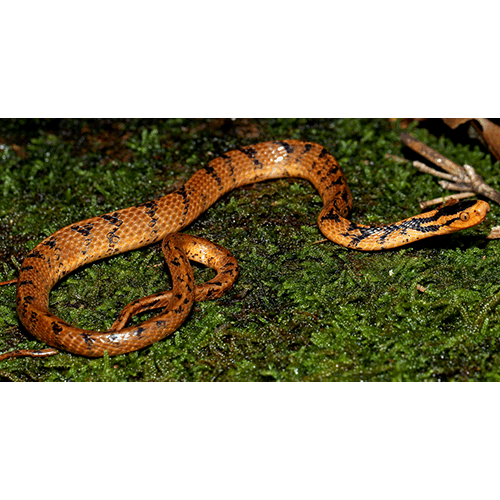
[1,140,490,359]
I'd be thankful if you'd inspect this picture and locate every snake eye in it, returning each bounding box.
[460,212,470,222]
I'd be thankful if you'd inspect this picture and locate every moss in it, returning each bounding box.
[0,118,498,381]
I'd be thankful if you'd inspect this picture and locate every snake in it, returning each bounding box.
[0,140,490,361]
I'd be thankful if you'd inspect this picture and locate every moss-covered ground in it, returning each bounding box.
[0,118,499,381]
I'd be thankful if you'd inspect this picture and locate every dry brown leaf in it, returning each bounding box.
[487,226,500,240]
[440,118,500,163]
[441,118,471,129]
[473,119,500,163]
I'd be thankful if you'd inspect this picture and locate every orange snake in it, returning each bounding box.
[0,140,490,361]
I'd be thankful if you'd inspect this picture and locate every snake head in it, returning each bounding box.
[432,200,490,234]
[437,199,490,230]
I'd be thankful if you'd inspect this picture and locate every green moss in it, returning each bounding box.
[0,118,498,381]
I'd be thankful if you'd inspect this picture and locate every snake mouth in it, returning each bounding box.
[478,200,490,215]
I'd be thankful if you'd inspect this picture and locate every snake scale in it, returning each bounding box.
[0,140,490,361]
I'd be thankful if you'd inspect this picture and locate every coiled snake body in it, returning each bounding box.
[0,140,490,360]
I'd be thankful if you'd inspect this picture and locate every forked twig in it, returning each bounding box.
[400,132,500,239]
[400,133,500,205]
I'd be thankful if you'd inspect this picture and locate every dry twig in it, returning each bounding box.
[400,132,500,205]
[0,279,17,286]
[400,132,500,239]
